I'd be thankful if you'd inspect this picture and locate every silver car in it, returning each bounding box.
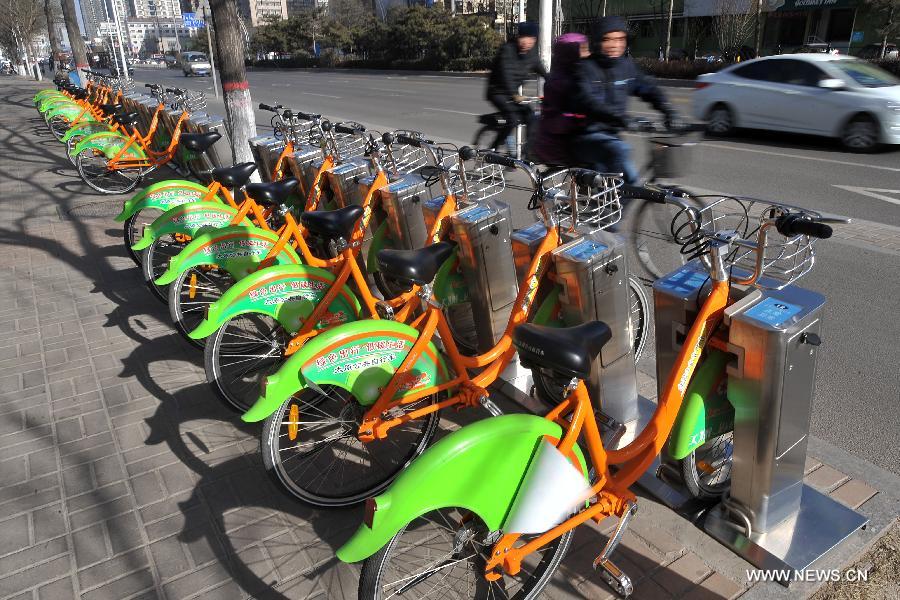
[692,54,900,151]
[182,52,212,77]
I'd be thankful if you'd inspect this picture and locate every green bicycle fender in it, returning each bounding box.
[365,220,393,274]
[61,121,112,142]
[40,97,75,113]
[188,263,362,340]
[531,286,564,327]
[44,102,81,119]
[35,91,65,104]
[667,350,729,460]
[337,414,589,563]
[155,226,302,285]
[242,319,451,422]
[130,202,252,251]
[433,250,470,306]
[115,180,221,222]
[71,131,146,161]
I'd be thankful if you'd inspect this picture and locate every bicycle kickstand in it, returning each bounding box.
[593,500,638,597]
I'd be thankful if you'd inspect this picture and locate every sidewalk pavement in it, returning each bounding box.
[1,77,897,600]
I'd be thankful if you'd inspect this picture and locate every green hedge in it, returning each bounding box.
[247,55,494,72]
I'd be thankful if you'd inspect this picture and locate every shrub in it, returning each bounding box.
[634,58,725,79]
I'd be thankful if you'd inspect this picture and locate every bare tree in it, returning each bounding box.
[866,0,899,58]
[712,0,755,59]
[208,0,258,169]
[43,0,61,70]
[0,0,44,79]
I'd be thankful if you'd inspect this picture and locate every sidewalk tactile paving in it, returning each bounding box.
[828,478,878,509]
[805,464,850,492]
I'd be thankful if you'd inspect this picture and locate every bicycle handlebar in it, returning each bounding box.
[775,214,833,239]
[481,151,517,169]
[395,134,434,147]
[335,123,366,135]
[259,103,282,112]
[620,184,668,204]
[458,146,478,160]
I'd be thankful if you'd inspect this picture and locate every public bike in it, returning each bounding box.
[335,190,842,599]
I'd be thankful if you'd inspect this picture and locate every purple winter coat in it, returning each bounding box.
[532,34,588,166]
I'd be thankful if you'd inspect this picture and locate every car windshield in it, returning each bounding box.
[190,56,207,62]
[829,60,899,87]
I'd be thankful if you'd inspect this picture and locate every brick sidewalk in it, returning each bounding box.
[1,78,896,600]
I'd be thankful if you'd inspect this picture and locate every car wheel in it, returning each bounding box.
[706,104,734,136]
[841,115,879,153]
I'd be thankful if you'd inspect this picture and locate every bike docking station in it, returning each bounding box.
[643,256,867,582]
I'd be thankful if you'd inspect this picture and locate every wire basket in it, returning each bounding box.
[326,122,369,162]
[382,130,430,176]
[443,152,506,203]
[541,169,624,231]
[670,196,820,289]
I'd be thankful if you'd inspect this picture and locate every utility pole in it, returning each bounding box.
[664,0,674,62]
[201,5,219,99]
[109,0,129,75]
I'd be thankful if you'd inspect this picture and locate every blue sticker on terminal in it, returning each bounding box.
[457,204,492,222]
[423,196,446,211]
[658,268,709,294]
[562,239,607,261]
[513,222,547,242]
[744,297,803,327]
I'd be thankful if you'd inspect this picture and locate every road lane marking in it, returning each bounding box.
[701,143,900,173]
[834,186,900,206]
[423,107,479,116]
[300,92,341,98]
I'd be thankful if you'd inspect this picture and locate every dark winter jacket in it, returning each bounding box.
[486,42,548,99]
[572,17,674,133]
[532,34,588,165]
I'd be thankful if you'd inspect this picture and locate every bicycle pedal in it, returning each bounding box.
[594,557,633,597]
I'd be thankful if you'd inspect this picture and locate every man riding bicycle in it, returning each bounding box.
[486,21,547,155]
[571,16,678,183]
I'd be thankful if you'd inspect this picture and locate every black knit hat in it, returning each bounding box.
[590,16,629,44]
[518,21,539,38]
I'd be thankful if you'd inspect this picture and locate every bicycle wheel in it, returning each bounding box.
[204,313,289,412]
[141,236,188,304]
[472,124,498,151]
[359,507,572,600]
[168,267,236,349]
[76,148,143,195]
[532,276,649,405]
[47,115,70,140]
[123,208,163,266]
[681,432,733,500]
[260,385,440,507]
[627,194,702,283]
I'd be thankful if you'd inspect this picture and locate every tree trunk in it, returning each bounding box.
[59,0,88,82]
[664,0,674,61]
[44,0,62,70]
[754,0,763,57]
[881,6,894,59]
[208,0,258,171]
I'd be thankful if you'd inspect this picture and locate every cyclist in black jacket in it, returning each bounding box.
[486,21,548,154]
[571,16,678,182]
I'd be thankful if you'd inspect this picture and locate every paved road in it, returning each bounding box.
[133,67,900,476]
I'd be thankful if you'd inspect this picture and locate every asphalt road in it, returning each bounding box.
[134,66,900,476]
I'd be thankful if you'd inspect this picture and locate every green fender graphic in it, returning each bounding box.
[155,226,302,286]
[130,202,252,251]
[61,121,112,142]
[35,90,65,105]
[337,414,589,563]
[532,286,564,327]
[433,248,469,306]
[40,98,75,114]
[46,103,94,122]
[115,180,220,222]
[365,220,394,274]
[242,319,451,422]
[667,350,732,460]
[189,263,362,340]
[71,131,147,161]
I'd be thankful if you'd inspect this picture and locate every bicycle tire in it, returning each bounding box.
[204,313,288,412]
[471,124,497,151]
[123,208,163,266]
[358,507,573,600]
[532,276,650,405]
[168,267,236,349]
[76,149,142,195]
[626,194,703,283]
[260,386,440,507]
[680,433,733,500]
[141,237,187,304]
[48,115,70,140]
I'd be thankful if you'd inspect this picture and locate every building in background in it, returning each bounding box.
[237,0,288,26]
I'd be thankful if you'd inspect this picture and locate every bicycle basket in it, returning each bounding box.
[649,136,695,179]
[447,153,506,203]
[671,196,820,289]
[328,123,369,162]
[542,170,624,232]
[383,131,430,176]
